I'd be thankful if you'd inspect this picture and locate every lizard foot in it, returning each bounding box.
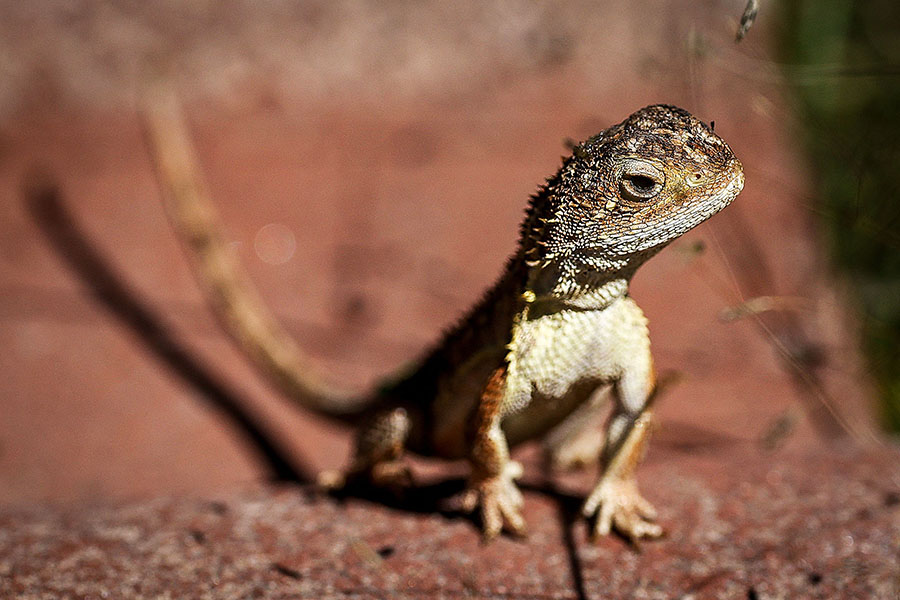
[582,476,662,541]
[317,460,413,497]
[457,461,526,540]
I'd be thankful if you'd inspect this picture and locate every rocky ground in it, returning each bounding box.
[2,445,898,598]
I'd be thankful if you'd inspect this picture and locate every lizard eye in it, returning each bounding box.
[619,161,664,202]
[624,174,657,194]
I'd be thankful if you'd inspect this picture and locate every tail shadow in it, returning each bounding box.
[24,174,313,484]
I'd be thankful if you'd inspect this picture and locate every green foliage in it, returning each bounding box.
[778,0,900,431]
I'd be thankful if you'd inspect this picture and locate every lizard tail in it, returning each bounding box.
[140,83,370,422]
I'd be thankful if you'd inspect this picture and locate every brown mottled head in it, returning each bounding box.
[526,105,743,281]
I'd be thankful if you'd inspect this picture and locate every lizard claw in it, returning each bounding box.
[457,461,527,540]
[582,477,662,541]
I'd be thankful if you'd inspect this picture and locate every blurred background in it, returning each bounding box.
[778,0,900,432]
[0,0,896,505]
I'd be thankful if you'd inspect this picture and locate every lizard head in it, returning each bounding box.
[527,104,743,283]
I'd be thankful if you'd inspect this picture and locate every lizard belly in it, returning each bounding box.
[425,297,649,457]
[502,297,649,445]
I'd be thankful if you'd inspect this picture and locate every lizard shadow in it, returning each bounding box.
[324,476,470,518]
[24,174,316,485]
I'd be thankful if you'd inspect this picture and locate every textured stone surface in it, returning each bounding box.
[2,445,897,599]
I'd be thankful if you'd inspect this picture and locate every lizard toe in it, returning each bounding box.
[584,477,662,541]
[457,473,529,541]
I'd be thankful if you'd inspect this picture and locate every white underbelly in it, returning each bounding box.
[504,298,646,412]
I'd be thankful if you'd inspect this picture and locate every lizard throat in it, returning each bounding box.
[524,255,638,311]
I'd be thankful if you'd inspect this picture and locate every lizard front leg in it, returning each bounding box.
[582,361,662,541]
[458,366,527,540]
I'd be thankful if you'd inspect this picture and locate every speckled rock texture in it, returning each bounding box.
[2,445,897,599]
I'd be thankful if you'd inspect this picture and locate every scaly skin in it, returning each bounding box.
[146,100,744,542]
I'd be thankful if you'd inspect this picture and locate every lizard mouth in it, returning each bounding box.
[728,158,745,193]
[718,158,744,205]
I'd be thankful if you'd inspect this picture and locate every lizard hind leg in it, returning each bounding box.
[318,407,412,492]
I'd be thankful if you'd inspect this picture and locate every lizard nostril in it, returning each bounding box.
[685,171,706,187]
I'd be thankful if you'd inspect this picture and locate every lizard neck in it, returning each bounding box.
[520,247,660,312]
[523,267,630,313]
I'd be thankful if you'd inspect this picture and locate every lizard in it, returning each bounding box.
[142,97,744,542]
